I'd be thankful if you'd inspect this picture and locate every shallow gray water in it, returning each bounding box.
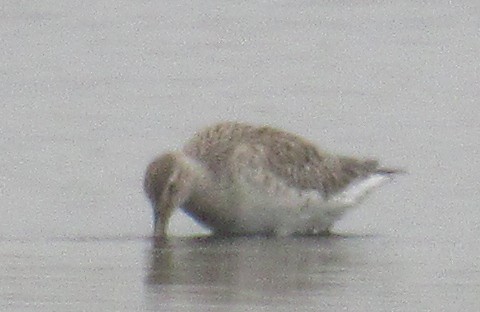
[1,0,479,311]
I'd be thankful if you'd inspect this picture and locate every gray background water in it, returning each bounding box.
[1,0,479,311]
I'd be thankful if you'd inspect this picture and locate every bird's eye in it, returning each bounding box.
[168,183,178,194]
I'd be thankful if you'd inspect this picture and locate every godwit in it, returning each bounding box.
[144,122,402,238]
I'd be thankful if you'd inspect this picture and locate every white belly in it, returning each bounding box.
[185,188,343,236]
[183,172,390,236]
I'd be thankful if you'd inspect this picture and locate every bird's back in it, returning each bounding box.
[182,122,392,197]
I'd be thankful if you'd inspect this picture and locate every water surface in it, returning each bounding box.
[1,0,479,311]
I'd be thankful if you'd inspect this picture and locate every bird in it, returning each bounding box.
[144,122,402,238]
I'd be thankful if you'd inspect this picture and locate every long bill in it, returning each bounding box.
[150,154,198,239]
[153,200,174,238]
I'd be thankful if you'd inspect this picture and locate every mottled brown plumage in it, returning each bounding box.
[183,122,395,197]
[144,122,402,237]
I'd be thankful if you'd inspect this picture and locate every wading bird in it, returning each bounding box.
[144,122,402,238]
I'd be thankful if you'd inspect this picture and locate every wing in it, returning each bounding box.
[242,126,396,197]
[231,128,400,198]
[183,122,400,197]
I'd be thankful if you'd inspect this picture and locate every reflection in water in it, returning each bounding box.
[145,235,357,309]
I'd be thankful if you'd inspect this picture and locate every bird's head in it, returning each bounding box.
[144,152,195,238]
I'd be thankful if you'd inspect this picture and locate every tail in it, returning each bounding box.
[375,166,407,176]
[327,159,405,207]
